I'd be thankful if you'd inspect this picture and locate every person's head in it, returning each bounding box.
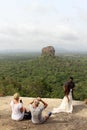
[69,76,73,82]
[13,93,20,101]
[34,99,40,107]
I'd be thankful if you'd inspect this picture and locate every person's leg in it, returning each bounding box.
[23,111,31,120]
[44,112,52,121]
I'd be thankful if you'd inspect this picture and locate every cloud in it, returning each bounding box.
[59,31,79,41]
[0,20,86,52]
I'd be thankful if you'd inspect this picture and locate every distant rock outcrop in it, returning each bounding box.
[41,46,55,56]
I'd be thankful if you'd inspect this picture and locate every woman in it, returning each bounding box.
[52,84,73,114]
[10,93,26,121]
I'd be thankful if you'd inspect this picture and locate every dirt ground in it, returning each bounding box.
[0,96,87,130]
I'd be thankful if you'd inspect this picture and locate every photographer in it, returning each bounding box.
[10,93,31,121]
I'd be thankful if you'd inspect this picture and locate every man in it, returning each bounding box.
[29,97,52,124]
[64,77,75,98]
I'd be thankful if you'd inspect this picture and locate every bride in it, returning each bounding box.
[52,84,73,114]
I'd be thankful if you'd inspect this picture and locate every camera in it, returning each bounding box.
[20,99,23,103]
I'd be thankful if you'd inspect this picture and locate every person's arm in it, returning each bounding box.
[37,97,48,108]
[19,103,26,113]
[20,107,24,113]
[66,95,69,102]
[73,82,75,89]
[29,99,34,104]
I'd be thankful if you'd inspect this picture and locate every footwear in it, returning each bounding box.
[48,112,52,117]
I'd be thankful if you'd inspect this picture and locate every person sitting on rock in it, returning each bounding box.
[29,97,52,124]
[10,93,31,121]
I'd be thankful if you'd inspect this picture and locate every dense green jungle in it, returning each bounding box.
[0,52,87,101]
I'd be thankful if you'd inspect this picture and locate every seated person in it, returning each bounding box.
[29,97,52,124]
[10,93,31,121]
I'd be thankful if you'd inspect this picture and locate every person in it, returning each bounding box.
[29,97,52,124]
[64,77,75,98]
[52,80,73,114]
[10,93,31,121]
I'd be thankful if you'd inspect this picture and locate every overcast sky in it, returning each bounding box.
[0,0,87,52]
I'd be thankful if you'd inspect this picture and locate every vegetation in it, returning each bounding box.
[0,52,87,101]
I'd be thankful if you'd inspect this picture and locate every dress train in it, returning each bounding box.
[52,90,73,114]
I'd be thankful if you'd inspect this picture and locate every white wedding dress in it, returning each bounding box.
[52,90,73,114]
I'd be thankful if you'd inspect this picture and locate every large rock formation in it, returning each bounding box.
[41,46,55,56]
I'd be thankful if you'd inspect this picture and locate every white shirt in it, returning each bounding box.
[10,101,24,121]
[29,104,45,124]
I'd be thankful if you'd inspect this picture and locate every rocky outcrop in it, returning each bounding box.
[42,46,55,56]
[0,97,87,130]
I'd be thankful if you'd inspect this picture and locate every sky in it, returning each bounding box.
[0,0,87,52]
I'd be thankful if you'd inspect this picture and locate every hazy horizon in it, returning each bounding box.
[0,47,87,54]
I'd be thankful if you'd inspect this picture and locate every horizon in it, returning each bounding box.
[0,48,87,54]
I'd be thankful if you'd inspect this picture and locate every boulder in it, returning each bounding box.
[42,46,55,56]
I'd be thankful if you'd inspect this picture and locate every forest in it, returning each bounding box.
[0,52,87,101]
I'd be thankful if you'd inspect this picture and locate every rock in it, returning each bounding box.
[41,46,55,57]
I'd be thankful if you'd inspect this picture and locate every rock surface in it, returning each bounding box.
[0,96,87,130]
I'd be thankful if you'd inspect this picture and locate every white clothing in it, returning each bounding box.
[52,90,73,114]
[29,104,45,124]
[10,101,24,120]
